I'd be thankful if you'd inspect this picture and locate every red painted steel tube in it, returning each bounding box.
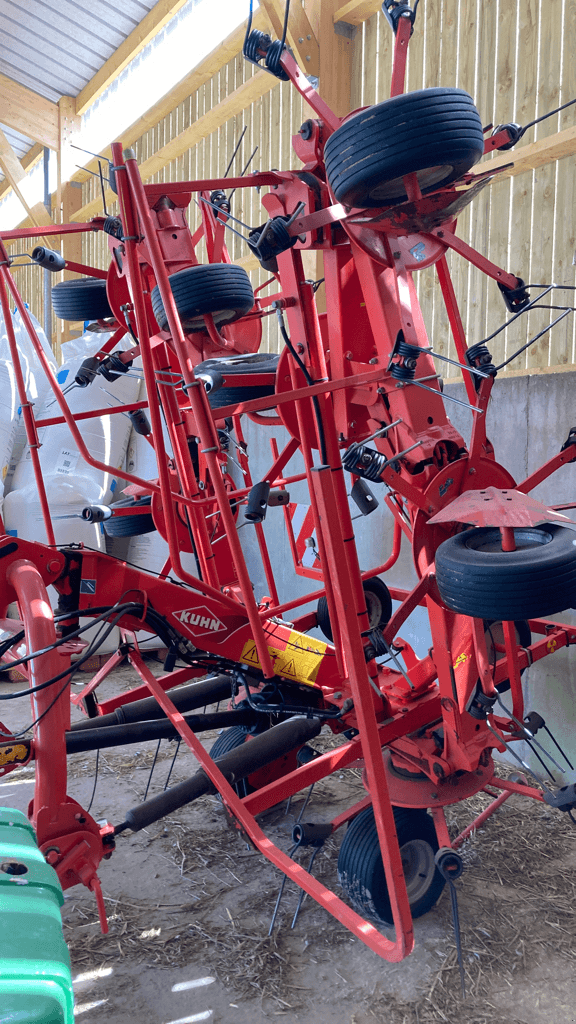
[425,228,519,291]
[451,788,513,849]
[36,400,149,429]
[112,146,221,596]
[233,416,280,607]
[390,13,413,97]
[134,663,412,962]
[0,266,55,545]
[258,519,403,621]
[435,255,478,407]
[6,560,69,829]
[121,147,277,678]
[0,222,98,240]
[0,259,202,515]
[309,464,414,960]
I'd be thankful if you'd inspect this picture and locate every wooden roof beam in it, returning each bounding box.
[333,0,382,27]
[0,127,53,229]
[0,72,61,150]
[71,8,272,188]
[74,70,278,221]
[260,0,319,75]
[484,125,576,180]
[75,0,191,116]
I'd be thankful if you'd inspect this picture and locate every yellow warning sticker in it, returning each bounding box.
[240,631,327,686]
[453,652,468,670]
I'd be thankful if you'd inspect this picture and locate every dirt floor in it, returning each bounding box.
[2,656,576,1024]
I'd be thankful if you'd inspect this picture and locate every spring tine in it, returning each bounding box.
[409,379,483,414]
[143,739,162,801]
[205,499,245,519]
[485,722,548,788]
[284,201,306,228]
[268,840,300,936]
[199,196,254,232]
[426,348,490,378]
[296,784,315,824]
[380,638,414,690]
[163,739,181,790]
[543,725,575,770]
[290,846,321,930]
[362,418,402,445]
[449,880,466,998]
[523,738,557,781]
[227,452,248,476]
[497,697,566,774]
[284,795,292,817]
[223,125,248,178]
[46,381,79,406]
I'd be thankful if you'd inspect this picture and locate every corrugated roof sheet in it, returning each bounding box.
[0,0,161,178]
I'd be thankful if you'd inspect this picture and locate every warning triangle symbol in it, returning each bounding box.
[281,659,297,677]
[243,642,260,665]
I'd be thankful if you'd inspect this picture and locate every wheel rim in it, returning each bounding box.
[368,164,452,202]
[464,527,552,554]
[365,591,383,628]
[400,839,436,904]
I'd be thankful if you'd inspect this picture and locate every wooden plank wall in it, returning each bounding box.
[352,0,576,377]
[11,1,576,375]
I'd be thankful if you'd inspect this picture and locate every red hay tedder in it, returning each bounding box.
[0,0,575,967]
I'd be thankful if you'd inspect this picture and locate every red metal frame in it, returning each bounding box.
[0,16,573,966]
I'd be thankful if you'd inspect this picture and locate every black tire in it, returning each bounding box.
[151,263,254,332]
[195,352,280,410]
[51,278,112,321]
[317,576,392,642]
[435,524,576,620]
[338,805,445,925]
[484,619,531,693]
[324,88,484,208]
[209,726,252,797]
[103,496,155,537]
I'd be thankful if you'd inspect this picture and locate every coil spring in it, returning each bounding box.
[103,215,124,240]
[465,342,497,392]
[389,338,421,381]
[244,30,289,81]
[244,28,269,62]
[366,627,388,657]
[265,40,290,80]
[210,189,231,214]
[342,443,388,482]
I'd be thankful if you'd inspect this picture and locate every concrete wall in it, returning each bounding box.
[238,370,576,787]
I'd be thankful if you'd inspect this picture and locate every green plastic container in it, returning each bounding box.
[0,808,74,1024]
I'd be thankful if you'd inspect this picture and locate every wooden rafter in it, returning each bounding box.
[0,72,60,150]
[332,0,382,26]
[0,127,52,229]
[260,0,319,75]
[483,125,576,180]
[74,70,279,222]
[75,0,191,116]
[71,8,272,189]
